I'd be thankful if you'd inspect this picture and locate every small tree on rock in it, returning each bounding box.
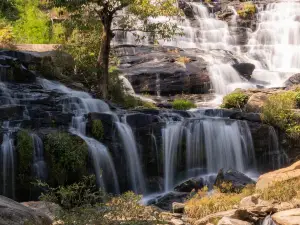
[51,0,182,98]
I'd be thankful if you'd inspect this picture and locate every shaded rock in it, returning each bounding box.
[218,217,251,225]
[172,202,185,214]
[21,201,61,220]
[0,195,52,225]
[151,192,189,211]
[215,169,255,192]
[272,208,300,225]
[256,160,300,190]
[232,63,255,80]
[0,105,26,121]
[174,177,204,192]
[284,73,300,89]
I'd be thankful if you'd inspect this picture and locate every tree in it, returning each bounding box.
[51,0,182,98]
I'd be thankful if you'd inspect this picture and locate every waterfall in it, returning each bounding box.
[39,78,120,193]
[31,134,47,181]
[115,121,146,193]
[163,118,256,191]
[0,122,15,199]
[261,215,276,225]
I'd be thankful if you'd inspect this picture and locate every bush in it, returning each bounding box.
[172,99,196,110]
[44,132,89,186]
[91,120,104,140]
[0,21,14,46]
[262,91,300,137]
[258,177,300,202]
[237,2,256,18]
[185,185,254,220]
[176,56,191,64]
[221,91,249,109]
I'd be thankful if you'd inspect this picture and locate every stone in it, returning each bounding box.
[0,195,52,225]
[245,92,268,113]
[217,217,251,225]
[215,169,255,193]
[170,218,184,225]
[194,209,237,225]
[172,202,185,214]
[284,73,300,89]
[256,161,300,190]
[21,201,61,221]
[174,177,204,192]
[152,191,189,211]
[232,63,255,80]
[272,208,300,225]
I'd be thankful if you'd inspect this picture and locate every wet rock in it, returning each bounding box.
[0,195,52,225]
[172,202,185,214]
[215,169,255,193]
[151,192,189,211]
[232,63,255,80]
[284,73,300,89]
[217,217,251,225]
[0,105,26,121]
[272,208,300,225]
[174,177,204,192]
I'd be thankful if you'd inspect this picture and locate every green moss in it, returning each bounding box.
[45,132,89,186]
[262,91,300,138]
[172,99,196,110]
[91,120,104,140]
[123,95,157,109]
[221,91,249,109]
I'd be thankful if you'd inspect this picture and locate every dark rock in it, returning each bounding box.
[215,169,255,192]
[151,191,189,211]
[232,63,255,80]
[172,202,185,214]
[174,177,204,192]
[284,73,300,89]
[125,113,160,129]
[0,195,52,225]
[0,105,26,121]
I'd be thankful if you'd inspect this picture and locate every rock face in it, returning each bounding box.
[232,63,255,80]
[256,161,300,190]
[0,196,52,225]
[284,73,300,89]
[215,169,255,192]
[174,177,205,192]
[272,208,300,225]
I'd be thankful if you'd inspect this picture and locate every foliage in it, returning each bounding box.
[176,56,191,64]
[221,91,249,109]
[13,0,51,44]
[44,132,89,186]
[185,185,255,220]
[0,21,14,45]
[92,120,104,140]
[258,177,300,202]
[172,99,196,110]
[237,2,256,19]
[262,91,300,138]
[0,0,19,21]
[51,23,66,43]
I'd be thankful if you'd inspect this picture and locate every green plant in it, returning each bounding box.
[221,91,249,109]
[44,132,89,186]
[91,120,104,140]
[237,2,256,18]
[176,56,191,64]
[0,21,14,45]
[51,23,66,44]
[172,99,196,110]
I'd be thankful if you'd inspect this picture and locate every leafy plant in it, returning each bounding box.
[92,120,104,140]
[176,56,191,64]
[172,99,196,110]
[237,2,256,19]
[221,91,249,109]
[0,21,14,45]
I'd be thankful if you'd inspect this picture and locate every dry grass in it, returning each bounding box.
[185,185,255,219]
[176,56,192,64]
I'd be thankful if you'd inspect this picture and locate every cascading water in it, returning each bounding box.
[261,215,276,225]
[31,133,47,181]
[115,120,146,193]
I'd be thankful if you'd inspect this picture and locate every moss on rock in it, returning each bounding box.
[91,120,104,140]
[45,132,89,186]
[221,90,249,109]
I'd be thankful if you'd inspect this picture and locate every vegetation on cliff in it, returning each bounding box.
[221,90,249,109]
[172,99,196,110]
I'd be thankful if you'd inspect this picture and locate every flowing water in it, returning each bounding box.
[31,133,47,181]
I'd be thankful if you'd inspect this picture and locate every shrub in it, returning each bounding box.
[172,99,196,110]
[91,120,104,140]
[44,132,89,186]
[262,91,300,137]
[0,21,14,46]
[258,177,300,202]
[176,56,191,64]
[221,91,249,109]
[185,185,254,220]
[237,2,256,18]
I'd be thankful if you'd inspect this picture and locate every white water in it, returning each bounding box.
[261,215,276,225]
[31,133,47,181]
[115,121,146,193]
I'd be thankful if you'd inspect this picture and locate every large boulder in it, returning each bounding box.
[256,161,300,190]
[232,63,255,80]
[217,217,251,225]
[215,169,255,192]
[272,208,300,225]
[174,177,205,192]
[0,196,52,225]
[21,201,61,220]
[245,92,268,113]
[284,73,300,89]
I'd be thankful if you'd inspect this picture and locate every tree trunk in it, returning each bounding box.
[97,20,112,99]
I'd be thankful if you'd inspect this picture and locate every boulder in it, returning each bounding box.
[245,92,268,113]
[215,169,255,193]
[256,161,300,190]
[217,217,251,225]
[284,73,300,89]
[0,195,52,225]
[272,208,300,225]
[172,202,185,214]
[174,177,205,192]
[150,192,189,211]
[170,218,184,225]
[232,63,255,80]
[21,201,61,221]
[194,209,237,225]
